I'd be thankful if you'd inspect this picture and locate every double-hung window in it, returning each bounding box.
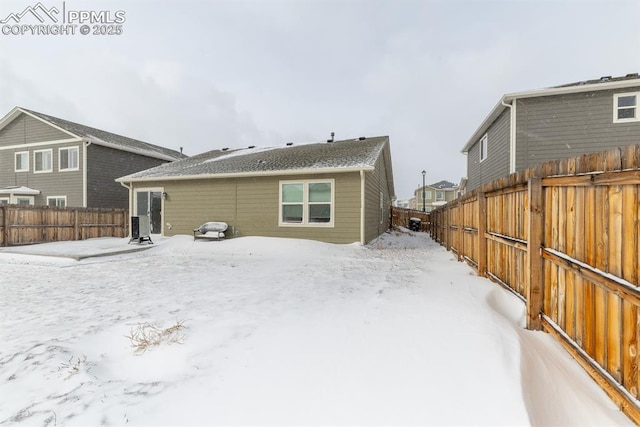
[614,92,639,122]
[436,191,444,201]
[15,151,29,172]
[280,180,334,227]
[34,149,53,173]
[59,147,79,171]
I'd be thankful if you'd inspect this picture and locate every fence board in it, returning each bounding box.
[429,145,640,423]
[0,205,128,247]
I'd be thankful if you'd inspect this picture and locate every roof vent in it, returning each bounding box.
[600,76,612,81]
[248,145,255,149]
[286,142,293,146]
[222,147,229,151]
[327,131,335,143]
[358,136,366,140]
[626,73,639,78]
[258,159,266,165]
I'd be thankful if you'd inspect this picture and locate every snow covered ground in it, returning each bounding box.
[0,230,631,426]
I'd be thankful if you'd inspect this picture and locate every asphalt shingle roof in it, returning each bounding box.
[120,136,389,180]
[22,108,183,161]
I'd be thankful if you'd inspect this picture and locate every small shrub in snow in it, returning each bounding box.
[126,320,186,354]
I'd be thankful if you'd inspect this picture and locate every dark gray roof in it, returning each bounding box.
[429,180,458,189]
[22,108,183,161]
[554,73,639,88]
[119,136,389,180]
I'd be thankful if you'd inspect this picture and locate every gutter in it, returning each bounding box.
[119,180,133,236]
[116,166,376,184]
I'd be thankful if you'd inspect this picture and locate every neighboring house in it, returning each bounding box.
[462,73,640,190]
[413,180,458,212]
[116,136,395,244]
[0,107,183,208]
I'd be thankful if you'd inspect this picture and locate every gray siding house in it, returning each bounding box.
[462,74,640,190]
[0,107,183,208]
[117,136,395,244]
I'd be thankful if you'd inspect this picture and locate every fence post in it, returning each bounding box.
[458,200,464,261]
[73,209,80,241]
[527,177,544,331]
[477,191,487,277]
[445,205,451,251]
[1,205,7,247]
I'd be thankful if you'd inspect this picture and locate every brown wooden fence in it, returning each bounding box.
[430,144,640,423]
[0,205,129,247]
[391,207,430,232]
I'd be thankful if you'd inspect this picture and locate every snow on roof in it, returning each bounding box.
[118,136,389,181]
[0,186,41,195]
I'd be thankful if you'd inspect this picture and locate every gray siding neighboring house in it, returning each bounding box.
[117,136,395,245]
[462,74,640,190]
[0,107,183,208]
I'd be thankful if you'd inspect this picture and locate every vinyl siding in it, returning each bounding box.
[364,151,392,243]
[466,108,511,190]
[0,144,84,206]
[0,113,71,146]
[139,172,363,244]
[516,87,640,170]
[87,144,170,208]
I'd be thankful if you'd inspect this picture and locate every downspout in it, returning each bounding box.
[360,170,365,245]
[501,99,517,173]
[83,140,91,207]
[119,181,133,237]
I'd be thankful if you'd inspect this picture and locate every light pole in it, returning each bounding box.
[421,170,426,212]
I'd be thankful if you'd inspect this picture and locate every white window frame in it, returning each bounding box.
[34,149,53,173]
[279,179,335,227]
[58,146,79,171]
[15,196,34,205]
[479,133,488,162]
[47,196,67,208]
[425,190,433,200]
[15,151,29,172]
[436,191,445,201]
[613,92,639,123]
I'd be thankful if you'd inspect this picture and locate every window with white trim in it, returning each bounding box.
[614,92,639,122]
[34,149,53,173]
[47,196,67,208]
[59,147,79,171]
[479,134,488,162]
[425,190,433,200]
[0,198,8,206]
[280,180,334,226]
[436,191,444,201]
[15,151,29,172]
[16,196,33,206]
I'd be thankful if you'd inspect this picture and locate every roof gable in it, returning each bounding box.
[118,136,390,182]
[461,73,640,153]
[0,107,183,161]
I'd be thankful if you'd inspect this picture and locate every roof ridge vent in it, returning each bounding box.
[286,142,293,146]
[600,75,612,81]
[221,147,229,151]
[248,145,255,149]
[358,136,366,140]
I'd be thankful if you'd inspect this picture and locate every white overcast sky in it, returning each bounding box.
[1,0,639,199]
